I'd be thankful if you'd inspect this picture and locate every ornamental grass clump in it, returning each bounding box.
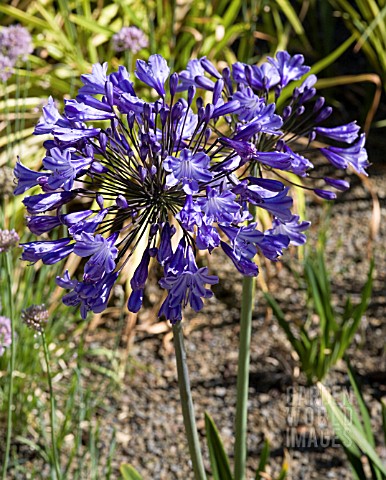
[15,52,369,479]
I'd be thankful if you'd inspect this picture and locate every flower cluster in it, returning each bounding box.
[21,304,49,333]
[112,26,148,54]
[0,229,20,253]
[0,315,11,356]
[15,53,369,322]
[0,24,33,82]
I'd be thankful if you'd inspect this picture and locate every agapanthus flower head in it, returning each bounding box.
[0,24,33,61]
[112,26,148,54]
[21,304,49,333]
[0,316,11,356]
[15,52,368,322]
[0,229,19,253]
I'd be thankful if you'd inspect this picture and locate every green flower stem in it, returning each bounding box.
[234,273,255,480]
[41,332,61,480]
[172,322,206,480]
[2,251,16,480]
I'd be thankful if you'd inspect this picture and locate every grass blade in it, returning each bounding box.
[205,412,233,480]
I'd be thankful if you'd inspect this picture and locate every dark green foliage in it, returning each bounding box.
[266,251,374,384]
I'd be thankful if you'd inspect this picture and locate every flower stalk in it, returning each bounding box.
[172,321,206,480]
[2,251,16,480]
[234,275,255,480]
[41,332,61,479]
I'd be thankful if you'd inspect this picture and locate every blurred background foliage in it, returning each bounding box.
[0,0,384,477]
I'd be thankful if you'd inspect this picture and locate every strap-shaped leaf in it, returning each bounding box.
[120,464,143,480]
[205,412,233,480]
[255,439,270,480]
[318,383,386,476]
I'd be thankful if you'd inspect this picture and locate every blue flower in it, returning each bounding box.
[15,52,368,321]
[74,232,118,281]
[26,215,62,235]
[43,147,92,191]
[233,86,264,121]
[320,134,369,175]
[135,54,170,96]
[268,51,310,87]
[267,215,310,246]
[164,149,212,194]
[23,191,76,214]
[14,159,48,195]
[79,62,108,96]
[64,98,115,122]
[198,187,240,224]
[315,121,360,144]
[21,239,74,264]
[159,246,218,323]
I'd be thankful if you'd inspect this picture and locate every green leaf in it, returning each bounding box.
[347,363,376,447]
[205,412,233,480]
[68,14,115,36]
[255,439,270,480]
[0,4,47,29]
[120,464,143,480]
[382,398,386,447]
[275,0,305,36]
[318,383,386,476]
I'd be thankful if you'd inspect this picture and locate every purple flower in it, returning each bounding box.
[164,149,212,194]
[324,177,350,191]
[0,25,33,61]
[268,51,310,87]
[178,59,213,91]
[221,241,258,276]
[232,62,280,90]
[234,103,283,139]
[64,99,115,122]
[27,215,62,235]
[14,159,48,195]
[321,134,369,175]
[159,246,218,323]
[135,54,170,96]
[176,195,203,231]
[23,191,76,214]
[21,238,74,264]
[282,145,313,177]
[196,222,221,251]
[112,26,148,54]
[233,87,264,121]
[79,63,108,96]
[198,187,240,224]
[43,147,92,191]
[0,229,19,253]
[74,232,118,281]
[34,97,69,135]
[315,121,360,144]
[57,270,118,319]
[267,215,310,246]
